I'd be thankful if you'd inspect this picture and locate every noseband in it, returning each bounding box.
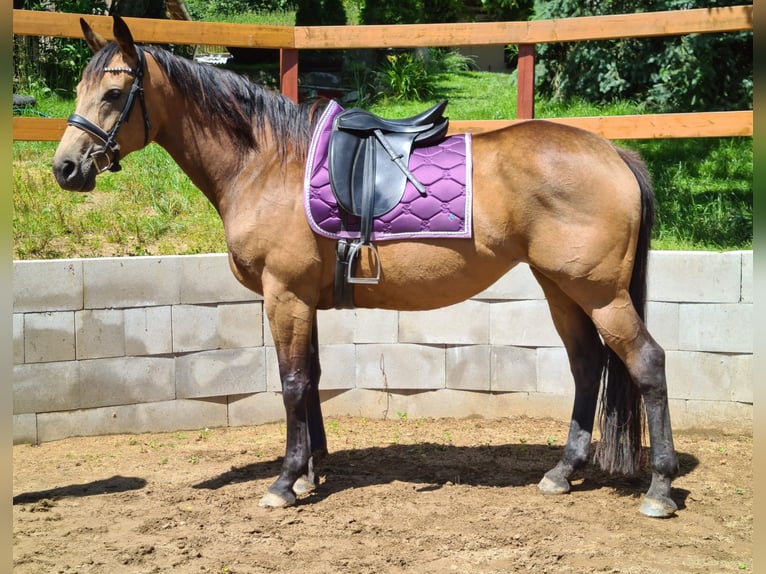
[67,46,151,173]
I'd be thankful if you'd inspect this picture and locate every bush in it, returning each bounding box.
[533,0,753,112]
[14,0,108,97]
[360,0,466,24]
[295,0,347,25]
[185,0,294,19]
[376,52,432,100]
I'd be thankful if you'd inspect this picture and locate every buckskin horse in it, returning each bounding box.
[52,16,678,517]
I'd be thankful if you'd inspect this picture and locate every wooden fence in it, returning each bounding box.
[12,6,753,141]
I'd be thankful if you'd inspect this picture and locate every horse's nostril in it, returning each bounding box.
[61,159,76,180]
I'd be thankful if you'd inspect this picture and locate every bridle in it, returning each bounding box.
[67,46,151,173]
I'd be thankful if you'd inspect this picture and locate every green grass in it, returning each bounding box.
[12,68,751,259]
[14,141,225,259]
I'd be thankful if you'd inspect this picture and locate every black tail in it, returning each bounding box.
[594,147,655,475]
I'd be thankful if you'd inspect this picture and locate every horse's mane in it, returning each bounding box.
[84,43,322,159]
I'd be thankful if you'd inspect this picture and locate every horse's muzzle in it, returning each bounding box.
[52,155,98,192]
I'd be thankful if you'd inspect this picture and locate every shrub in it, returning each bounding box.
[532,0,753,112]
[376,52,433,100]
[13,0,108,97]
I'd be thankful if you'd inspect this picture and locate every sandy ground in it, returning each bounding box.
[13,415,752,573]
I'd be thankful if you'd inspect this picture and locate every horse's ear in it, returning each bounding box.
[112,15,139,66]
[80,18,107,54]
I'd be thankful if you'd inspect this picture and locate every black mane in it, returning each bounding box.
[84,43,321,158]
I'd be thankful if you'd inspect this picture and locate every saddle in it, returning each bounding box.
[328,100,449,297]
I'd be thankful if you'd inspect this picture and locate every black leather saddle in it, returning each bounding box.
[328,100,449,242]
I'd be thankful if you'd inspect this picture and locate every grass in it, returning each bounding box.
[12,66,751,259]
[14,141,226,259]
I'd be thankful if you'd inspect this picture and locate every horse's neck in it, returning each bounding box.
[153,104,263,215]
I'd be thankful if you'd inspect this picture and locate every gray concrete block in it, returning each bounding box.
[740,251,752,303]
[399,300,489,344]
[176,347,267,399]
[13,361,80,414]
[666,350,751,403]
[317,344,356,389]
[13,313,24,364]
[491,345,538,392]
[318,388,391,419]
[356,344,445,390]
[172,304,219,353]
[264,318,275,347]
[227,392,287,427]
[36,398,228,442]
[536,347,575,395]
[75,309,125,360]
[475,263,545,300]
[265,346,281,392]
[645,302,679,351]
[446,345,490,391]
[179,253,260,304]
[79,356,175,409]
[354,309,399,344]
[264,344,355,392]
[24,311,76,363]
[647,251,742,303]
[489,300,561,347]
[678,303,752,353]
[217,302,264,349]
[13,259,83,312]
[670,399,751,433]
[317,308,355,344]
[125,306,173,356]
[83,256,180,309]
[13,414,38,445]
[317,388,574,422]
[730,354,753,404]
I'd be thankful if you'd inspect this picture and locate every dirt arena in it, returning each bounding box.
[13,416,752,573]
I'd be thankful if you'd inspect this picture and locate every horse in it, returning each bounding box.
[52,16,678,517]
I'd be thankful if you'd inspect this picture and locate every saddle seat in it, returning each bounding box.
[333,100,448,134]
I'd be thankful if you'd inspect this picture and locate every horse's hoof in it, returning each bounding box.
[640,495,677,518]
[292,476,316,496]
[258,490,296,509]
[538,473,571,495]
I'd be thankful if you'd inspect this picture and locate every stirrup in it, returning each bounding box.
[346,241,381,285]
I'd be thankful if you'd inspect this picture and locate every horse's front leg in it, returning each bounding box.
[259,297,323,508]
[292,317,327,496]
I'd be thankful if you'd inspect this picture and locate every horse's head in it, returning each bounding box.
[53,16,153,191]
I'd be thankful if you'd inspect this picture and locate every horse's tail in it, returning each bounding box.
[594,146,655,475]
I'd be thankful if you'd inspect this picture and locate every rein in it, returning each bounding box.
[67,46,151,173]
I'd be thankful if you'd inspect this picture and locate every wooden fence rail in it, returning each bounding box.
[12,6,753,141]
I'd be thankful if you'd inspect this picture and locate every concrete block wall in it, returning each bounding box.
[12,251,753,444]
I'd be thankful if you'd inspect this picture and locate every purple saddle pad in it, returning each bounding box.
[304,100,473,241]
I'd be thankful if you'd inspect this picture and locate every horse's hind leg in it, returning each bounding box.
[590,295,678,517]
[531,270,605,495]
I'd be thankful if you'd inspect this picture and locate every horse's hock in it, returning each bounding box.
[12,250,752,445]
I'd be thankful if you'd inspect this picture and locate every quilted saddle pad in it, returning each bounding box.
[304,100,473,242]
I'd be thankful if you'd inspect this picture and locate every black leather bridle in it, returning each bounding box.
[67,46,151,173]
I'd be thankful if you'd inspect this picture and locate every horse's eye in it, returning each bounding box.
[104,89,122,102]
